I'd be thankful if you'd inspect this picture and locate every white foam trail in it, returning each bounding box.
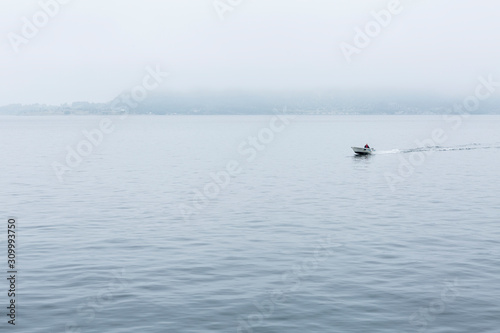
[377,143,500,155]
[374,149,400,155]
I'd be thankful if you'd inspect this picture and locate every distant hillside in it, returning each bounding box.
[1,92,499,115]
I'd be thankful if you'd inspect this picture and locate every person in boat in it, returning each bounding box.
[364,144,370,148]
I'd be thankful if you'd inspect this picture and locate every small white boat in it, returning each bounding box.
[351,147,375,155]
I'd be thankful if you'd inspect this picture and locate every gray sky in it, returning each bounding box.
[1,0,499,105]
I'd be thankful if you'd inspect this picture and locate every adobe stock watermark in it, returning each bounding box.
[7,0,73,54]
[237,235,342,333]
[409,279,460,333]
[178,109,295,222]
[385,74,499,191]
[65,269,129,333]
[213,0,243,21]
[51,65,169,183]
[340,0,403,63]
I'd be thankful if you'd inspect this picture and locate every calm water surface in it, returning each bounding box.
[1,115,499,332]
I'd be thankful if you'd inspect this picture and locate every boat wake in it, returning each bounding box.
[375,149,401,155]
[375,143,500,155]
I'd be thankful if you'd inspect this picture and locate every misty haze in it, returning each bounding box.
[1,1,499,332]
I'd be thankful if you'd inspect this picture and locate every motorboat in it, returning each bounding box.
[351,147,375,155]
